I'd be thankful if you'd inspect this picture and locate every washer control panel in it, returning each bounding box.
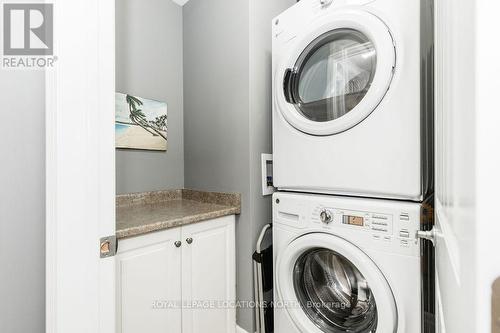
[310,204,418,249]
[313,206,393,233]
[343,210,393,235]
[274,193,421,253]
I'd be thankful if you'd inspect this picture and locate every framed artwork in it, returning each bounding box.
[115,92,167,151]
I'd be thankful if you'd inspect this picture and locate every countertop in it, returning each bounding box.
[116,189,241,239]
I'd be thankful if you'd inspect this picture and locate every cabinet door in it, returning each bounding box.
[116,228,182,333]
[181,216,236,333]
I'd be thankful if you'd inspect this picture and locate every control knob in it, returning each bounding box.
[320,209,333,224]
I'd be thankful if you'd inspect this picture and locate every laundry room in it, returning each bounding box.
[2,0,500,333]
[113,0,296,332]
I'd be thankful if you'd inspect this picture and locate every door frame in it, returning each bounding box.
[473,0,500,329]
[45,0,116,332]
[434,0,500,331]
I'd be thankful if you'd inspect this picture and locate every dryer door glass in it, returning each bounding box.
[293,248,378,333]
[286,29,377,122]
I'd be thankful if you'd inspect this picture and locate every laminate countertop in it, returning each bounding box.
[116,189,241,239]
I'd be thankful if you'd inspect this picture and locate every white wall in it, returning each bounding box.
[0,71,45,333]
[115,0,184,194]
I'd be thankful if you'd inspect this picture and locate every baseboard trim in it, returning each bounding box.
[236,325,250,333]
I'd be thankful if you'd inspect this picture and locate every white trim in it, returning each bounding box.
[236,325,251,333]
[46,0,115,332]
[434,200,460,283]
[435,270,447,333]
[475,0,500,331]
[171,0,191,6]
[434,0,500,331]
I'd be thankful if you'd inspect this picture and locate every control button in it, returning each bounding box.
[372,214,389,221]
[372,221,388,226]
[399,230,410,238]
[371,226,388,233]
[372,235,381,241]
[319,209,333,224]
[383,236,391,242]
[400,213,410,221]
[400,240,409,247]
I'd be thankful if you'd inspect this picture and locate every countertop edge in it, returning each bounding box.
[116,188,241,210]
[116,205,239,240]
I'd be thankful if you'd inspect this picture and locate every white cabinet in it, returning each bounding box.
[181,217,236,333]
[116,215,236,333]
[116,227,182,333]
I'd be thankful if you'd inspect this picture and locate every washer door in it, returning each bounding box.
[276,233,397,333]
[276,10,395,136]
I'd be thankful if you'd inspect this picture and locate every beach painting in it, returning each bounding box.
[115,92,167,151]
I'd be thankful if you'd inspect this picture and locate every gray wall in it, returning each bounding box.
[249,0,296,265]
[0,71,45,333]
[247,2,296,331]
[116,0,184,194]
[183,0,252,328]
[184,0,294,331]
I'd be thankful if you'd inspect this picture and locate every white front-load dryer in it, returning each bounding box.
[272,0,434,201]
[273,192,422,333]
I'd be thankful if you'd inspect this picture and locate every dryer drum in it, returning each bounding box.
[284,29,377,123]
[293,248,378,332]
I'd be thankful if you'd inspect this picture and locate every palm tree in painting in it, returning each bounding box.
[126,94,167,140]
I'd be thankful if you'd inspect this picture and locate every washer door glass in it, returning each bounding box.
[285,29,377,122]
[293,248,378,333]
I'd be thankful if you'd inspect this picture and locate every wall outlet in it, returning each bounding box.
[261,154,275,196]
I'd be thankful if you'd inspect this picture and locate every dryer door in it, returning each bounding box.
[276,233,397,333]
[276,10,395,136]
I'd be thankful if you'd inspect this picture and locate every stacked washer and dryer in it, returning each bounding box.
[271,0,434,332]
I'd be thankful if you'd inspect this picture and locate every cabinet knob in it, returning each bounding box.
[186,238,193,245]
[174,241,182,248]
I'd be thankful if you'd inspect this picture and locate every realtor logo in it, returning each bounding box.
[3,3,53,56]
[1,3,56,68]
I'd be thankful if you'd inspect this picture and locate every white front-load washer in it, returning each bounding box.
[272,0,434,201]
[273,192,422,333]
